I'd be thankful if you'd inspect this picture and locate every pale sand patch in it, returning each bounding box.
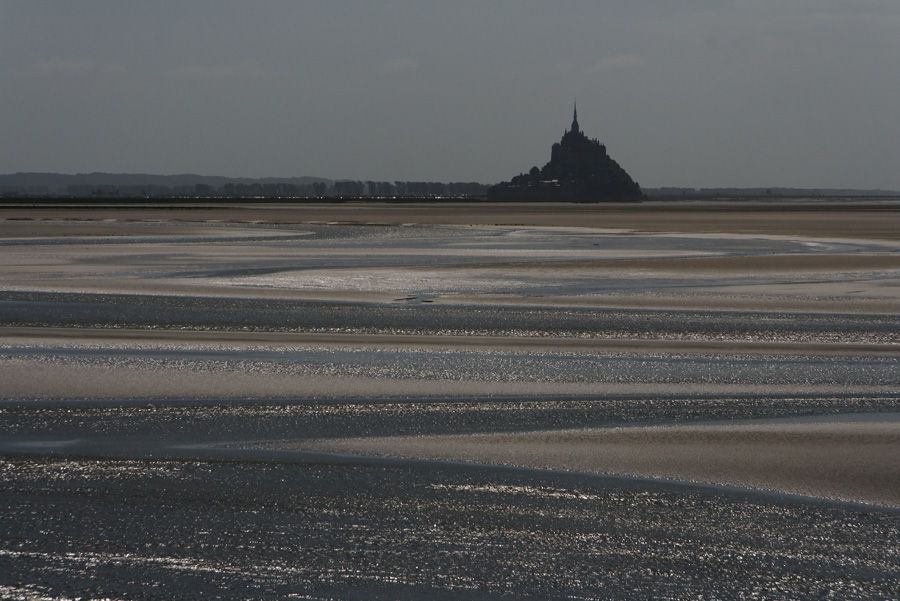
[3,327,899,356]
[446,292,900,313]
[2,361,897,401]
[2,280,895,313]
[432,253,900,273]
[200,258,900,297]
[0,221,289,241]
[3,256,899,313]
[291,417,900,506]
[2,213,898,313]
[708,279,900,300]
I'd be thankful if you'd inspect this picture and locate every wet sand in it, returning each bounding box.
[3,200,900,240]
[291,415,900,506]
[2,204,899,599]
[3,326,899,355]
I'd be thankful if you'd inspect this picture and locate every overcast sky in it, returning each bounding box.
[1,1,899,187]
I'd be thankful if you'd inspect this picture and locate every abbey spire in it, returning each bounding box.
[571,101,580,133]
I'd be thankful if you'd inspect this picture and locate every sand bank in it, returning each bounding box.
[291,415,900,506]
[5,359,898,401]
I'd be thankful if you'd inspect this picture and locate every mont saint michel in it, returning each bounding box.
[489,105,643,201]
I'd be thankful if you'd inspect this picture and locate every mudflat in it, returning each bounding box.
[2,202,900,314]
[1,201,898,599]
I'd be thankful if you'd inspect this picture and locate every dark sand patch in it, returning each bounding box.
[3,202,900,240]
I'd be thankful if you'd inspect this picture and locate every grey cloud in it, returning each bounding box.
[587,55,646,73]
[380,57,419,75]
[167,60,271,81]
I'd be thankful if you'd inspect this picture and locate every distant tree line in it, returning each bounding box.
[0,180,489,199]
[642,187,900,198]
[224,180,489,199]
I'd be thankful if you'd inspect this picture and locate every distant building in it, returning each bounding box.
[489,104,642,201]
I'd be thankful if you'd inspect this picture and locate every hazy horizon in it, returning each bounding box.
[2,1,899,188]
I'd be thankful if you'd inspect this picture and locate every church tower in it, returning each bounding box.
[570,101,580,134]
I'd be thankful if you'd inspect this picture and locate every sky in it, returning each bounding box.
[1,1,899,188]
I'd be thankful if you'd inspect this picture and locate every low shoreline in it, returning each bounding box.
[2,200,900,240]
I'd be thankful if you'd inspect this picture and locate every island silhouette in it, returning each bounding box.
[489,104,643,202]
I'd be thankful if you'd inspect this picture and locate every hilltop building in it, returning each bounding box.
[489,104,642,201]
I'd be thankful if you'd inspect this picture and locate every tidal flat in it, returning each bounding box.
[0,202,898,599]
